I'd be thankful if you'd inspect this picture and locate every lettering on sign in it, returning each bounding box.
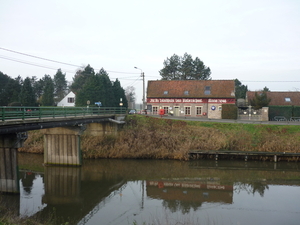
[148,98,234,104]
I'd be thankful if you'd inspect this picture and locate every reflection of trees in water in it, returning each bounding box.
[162,199,202,214]
[234,182,269,197]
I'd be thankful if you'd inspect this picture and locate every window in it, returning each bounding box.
[164,91,168,95]
[184,90,189,95]
[185,106,191,115]
[153,106,158,114]
[163,106,169,114]
[68,97,75,103]
[204,86,211,95]
[196,106,202,115]
[285,97,291,102]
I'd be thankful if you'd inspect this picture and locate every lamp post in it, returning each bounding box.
[134,67,145,111]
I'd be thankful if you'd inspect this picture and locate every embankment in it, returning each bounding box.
[19,115,300,160]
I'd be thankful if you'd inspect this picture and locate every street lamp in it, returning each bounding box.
[134,67,145,111]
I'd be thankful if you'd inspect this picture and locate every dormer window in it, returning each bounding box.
[204,86,211,95]
[184,90,189,95]
[285,97,291,102]
[164,91,168,95]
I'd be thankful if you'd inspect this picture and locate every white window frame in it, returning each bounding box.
[163,106,169,114]
[184,106,191,115]
[152,106,158,115]
[196,106,202,115]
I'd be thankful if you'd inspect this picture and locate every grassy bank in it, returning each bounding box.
[19,115,300,160]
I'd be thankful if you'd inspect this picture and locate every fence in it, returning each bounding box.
[0,106,126,122]
[238,107,268,121]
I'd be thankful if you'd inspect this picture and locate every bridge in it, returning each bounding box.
[0,106,126,194]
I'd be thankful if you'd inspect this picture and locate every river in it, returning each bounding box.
[2,153,300,225]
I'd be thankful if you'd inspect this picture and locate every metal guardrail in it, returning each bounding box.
[0,106,127,122]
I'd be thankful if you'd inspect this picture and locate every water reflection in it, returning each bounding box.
[1,153,300,224]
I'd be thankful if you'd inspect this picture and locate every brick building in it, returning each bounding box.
[147,80,235,119]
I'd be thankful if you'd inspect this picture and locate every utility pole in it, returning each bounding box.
[134,67,146,111]
[141,71,145,110]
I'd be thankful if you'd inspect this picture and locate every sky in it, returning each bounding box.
[1,0,300,104]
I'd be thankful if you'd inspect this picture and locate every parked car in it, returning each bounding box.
[128,109,136,114]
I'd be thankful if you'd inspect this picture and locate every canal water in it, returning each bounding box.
[2,153,300,225]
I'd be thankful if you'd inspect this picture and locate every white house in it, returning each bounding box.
[57,91,75,107]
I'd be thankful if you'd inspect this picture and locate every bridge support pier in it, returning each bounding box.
[0,133,27,194]
[43,127,83,166]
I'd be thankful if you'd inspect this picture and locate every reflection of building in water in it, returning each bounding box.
[147,179,233,212]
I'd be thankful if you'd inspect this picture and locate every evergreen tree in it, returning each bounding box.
[20,77,36,106]
[71,64,95,93]
[73,66,128,108]
[41,75,54,106]
[235,79,248,99]
[0,72,22,105]
[33,78,45,104]
[3,77,22,105]
[159,54,181,80]
[159,53,211,80]
[75,74,101,106]
[97,68,114,107]
[113,79,128,108]
[54,69,67,103]
[250,91,271,110]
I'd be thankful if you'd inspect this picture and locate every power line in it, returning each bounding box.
[0,55,75,73]
[0,47,139,75]
[0,47,79,67]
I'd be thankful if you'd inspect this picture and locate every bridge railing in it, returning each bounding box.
[0,106,127,121]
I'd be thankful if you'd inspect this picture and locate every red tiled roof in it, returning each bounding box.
[147,80,235,98]
[247,91,300,106]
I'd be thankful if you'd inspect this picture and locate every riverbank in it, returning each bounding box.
[19,115,300,160]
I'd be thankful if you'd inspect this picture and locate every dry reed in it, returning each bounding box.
[18,115,300,159]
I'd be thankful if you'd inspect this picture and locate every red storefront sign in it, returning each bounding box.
[147,98,235,104]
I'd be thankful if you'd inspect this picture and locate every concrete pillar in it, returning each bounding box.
[262,107,269,121]
[83,122,117,136]
[43,127,82,166]
[0,133,26,194]
[42,166,82,204]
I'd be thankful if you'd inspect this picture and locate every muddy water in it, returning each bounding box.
[3,153,300,225]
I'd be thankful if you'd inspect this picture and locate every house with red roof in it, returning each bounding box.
[246,91,300,106]
[146,80,235,119]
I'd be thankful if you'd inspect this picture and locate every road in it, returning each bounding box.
[148,115,300,126]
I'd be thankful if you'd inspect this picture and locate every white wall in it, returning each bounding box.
[57,91,75,107]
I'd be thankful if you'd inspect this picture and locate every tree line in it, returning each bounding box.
[0,65,128,108]
[1,52,270,109]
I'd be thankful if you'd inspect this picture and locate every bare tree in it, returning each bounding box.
[125,86,136,109]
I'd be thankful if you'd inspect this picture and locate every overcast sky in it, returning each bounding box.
[1,0,300,103]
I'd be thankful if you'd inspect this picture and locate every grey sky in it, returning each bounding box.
[1,0,299,103]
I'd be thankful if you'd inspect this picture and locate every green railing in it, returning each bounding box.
[0,106,127,122]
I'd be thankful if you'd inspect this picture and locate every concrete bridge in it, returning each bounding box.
[0,106,126,193]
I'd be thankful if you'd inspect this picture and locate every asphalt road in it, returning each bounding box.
[148,115,300,126]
